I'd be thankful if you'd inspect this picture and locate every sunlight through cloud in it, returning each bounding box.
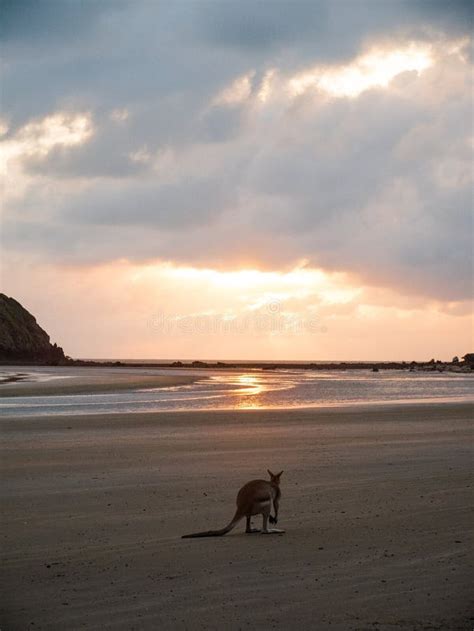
[1,112,93,170]
[213,72,255,106]
[288,43,433,98]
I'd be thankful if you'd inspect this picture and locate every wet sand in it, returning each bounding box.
[1,403,473,630]
[0,367,198,397]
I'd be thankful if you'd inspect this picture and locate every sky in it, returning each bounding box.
[1,0,473,361]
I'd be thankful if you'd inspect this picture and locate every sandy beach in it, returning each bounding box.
[1,401,472,630]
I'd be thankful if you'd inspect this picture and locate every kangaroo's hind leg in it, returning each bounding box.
[245,515,260,534]
[261,504,285,535]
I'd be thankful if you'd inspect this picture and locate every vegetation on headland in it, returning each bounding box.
[65,357,473,372]
[0,294,472,372]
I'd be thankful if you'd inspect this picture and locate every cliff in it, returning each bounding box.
[0,294,67,364]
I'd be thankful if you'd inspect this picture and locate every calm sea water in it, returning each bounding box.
[0,368,473,417]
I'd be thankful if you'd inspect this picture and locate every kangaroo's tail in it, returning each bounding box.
[181,509,243,538]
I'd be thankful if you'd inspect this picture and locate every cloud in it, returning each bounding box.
[1,2,472,304]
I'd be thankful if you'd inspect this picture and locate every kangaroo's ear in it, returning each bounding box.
[277,471,284,478]
[267,469,275,478]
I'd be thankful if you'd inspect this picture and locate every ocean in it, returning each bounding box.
[1,367,473,417]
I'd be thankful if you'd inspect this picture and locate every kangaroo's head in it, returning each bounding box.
[267,469,284,485]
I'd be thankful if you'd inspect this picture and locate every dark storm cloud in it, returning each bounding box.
[64,175,236,229]
[193,0,327,51]
[0,0,116,43]
[409,0,473,31]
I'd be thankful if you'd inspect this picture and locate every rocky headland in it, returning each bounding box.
[0,294,67,364]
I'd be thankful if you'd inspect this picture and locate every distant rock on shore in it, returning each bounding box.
[0,294,67,364]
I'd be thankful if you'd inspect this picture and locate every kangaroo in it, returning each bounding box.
[182,470,285,538]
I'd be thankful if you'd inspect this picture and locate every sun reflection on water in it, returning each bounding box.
[235,374,264,394]
[233,373,266,409]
